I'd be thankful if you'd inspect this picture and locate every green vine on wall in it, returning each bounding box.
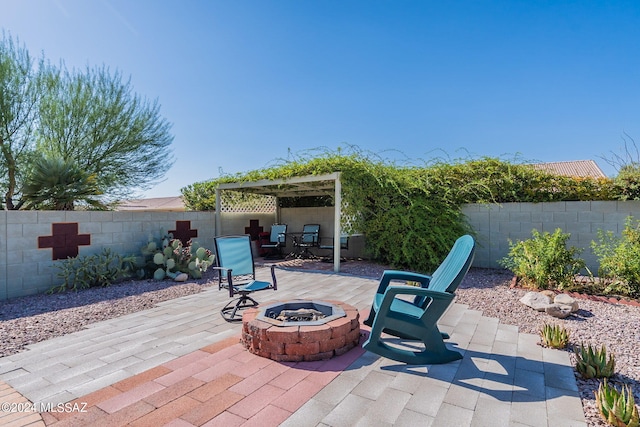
[181,145,618,273]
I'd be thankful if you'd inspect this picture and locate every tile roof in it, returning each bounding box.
[529,160,607,179]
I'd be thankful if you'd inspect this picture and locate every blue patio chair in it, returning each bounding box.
[318,235,349,262]
[214,235,277,321]
[294,224,320,258]
[261,224,287,259]
[363,235,475,364]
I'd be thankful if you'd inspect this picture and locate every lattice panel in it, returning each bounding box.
[219,191,277,213]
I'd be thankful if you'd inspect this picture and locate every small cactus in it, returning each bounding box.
[142,229,214,280]
[153,252,165,265]
[153,268,166,281]
[540,323,570,349]
[575,343,615,379]
[595,379,639,427]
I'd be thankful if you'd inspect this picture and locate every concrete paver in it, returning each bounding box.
[0,268,587,426]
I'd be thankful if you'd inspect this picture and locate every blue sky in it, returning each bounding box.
[2,1,638,197]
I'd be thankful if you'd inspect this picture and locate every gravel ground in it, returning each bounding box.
[1,259,638,426]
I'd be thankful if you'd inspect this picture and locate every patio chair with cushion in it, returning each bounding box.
[294,224,320,258]
[214,235,277,321]
[318,235,349,262]
[261,224,287,259]
[363,234,475,364]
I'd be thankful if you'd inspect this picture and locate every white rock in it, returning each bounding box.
[520,292,553,311]
[554,294,579,312]
[546,304,572,319]
[174,273,189,282]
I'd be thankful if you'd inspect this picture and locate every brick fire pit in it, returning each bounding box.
[241,300,360,362]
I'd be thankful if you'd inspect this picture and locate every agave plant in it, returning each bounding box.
[575,343,616,379]
[595,379,639,427]
[540,323,570,348]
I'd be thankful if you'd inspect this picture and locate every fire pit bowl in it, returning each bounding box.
[258,300,346,326]
[241,300,360,362]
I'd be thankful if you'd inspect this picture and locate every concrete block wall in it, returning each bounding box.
[1,211,216,300]
[0,211,6,302]
[4,201,638,300]
[216,213,276,237]
[462,201,640,271]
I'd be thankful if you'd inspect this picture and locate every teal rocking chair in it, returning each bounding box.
[363,235,475,364]
[213,235,277,321]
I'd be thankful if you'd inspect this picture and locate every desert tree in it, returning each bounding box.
[600,133,640,200]
[0,32,47,209]
[36,65,174,204]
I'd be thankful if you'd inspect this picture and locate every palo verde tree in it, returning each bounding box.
[36,65,174,205]
[0,32,174,209]
[0,32,47,209]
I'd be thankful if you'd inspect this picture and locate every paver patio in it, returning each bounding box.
[0,268,586,426]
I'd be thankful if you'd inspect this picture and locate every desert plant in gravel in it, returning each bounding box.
[51,248,136,292]
[592,216,640,298]
[151,239,215,280]
[595,379,639,427]
[139,229,215,280]
[575,342,616,379]
[500,228,585,290]
[539,323,570,349]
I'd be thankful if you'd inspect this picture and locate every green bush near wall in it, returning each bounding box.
[499,229,585,290]
[592,217,640,298]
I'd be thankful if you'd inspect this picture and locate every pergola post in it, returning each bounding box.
[333,173,342,273]
[215,187,221,236]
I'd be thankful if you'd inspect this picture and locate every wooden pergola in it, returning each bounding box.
[215,172,344,272]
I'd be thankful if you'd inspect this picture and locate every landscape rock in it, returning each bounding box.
[546,303,573,319]
[554,293,579,312]
[520,291,553,311]
[540,290,556,299]
[174,273,189,282]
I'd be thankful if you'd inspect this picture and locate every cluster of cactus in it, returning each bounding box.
[539,323,570,349]
[51,248,137,292]
[575,342,616,379]
[140,230,215,280]
[594,379,639,427]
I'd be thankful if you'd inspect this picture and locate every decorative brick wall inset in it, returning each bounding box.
[244,219,264,240]
[38,223,91,260]
[169,220,197,245]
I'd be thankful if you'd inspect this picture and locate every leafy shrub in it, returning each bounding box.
[592,217,640,298]
[51,248,136,292]
[499,228,585,290]
[614,164,640,201]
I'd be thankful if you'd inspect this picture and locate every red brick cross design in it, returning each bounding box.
[169,220,198,245]
[38,223,91,260]
[244,219,263,241]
